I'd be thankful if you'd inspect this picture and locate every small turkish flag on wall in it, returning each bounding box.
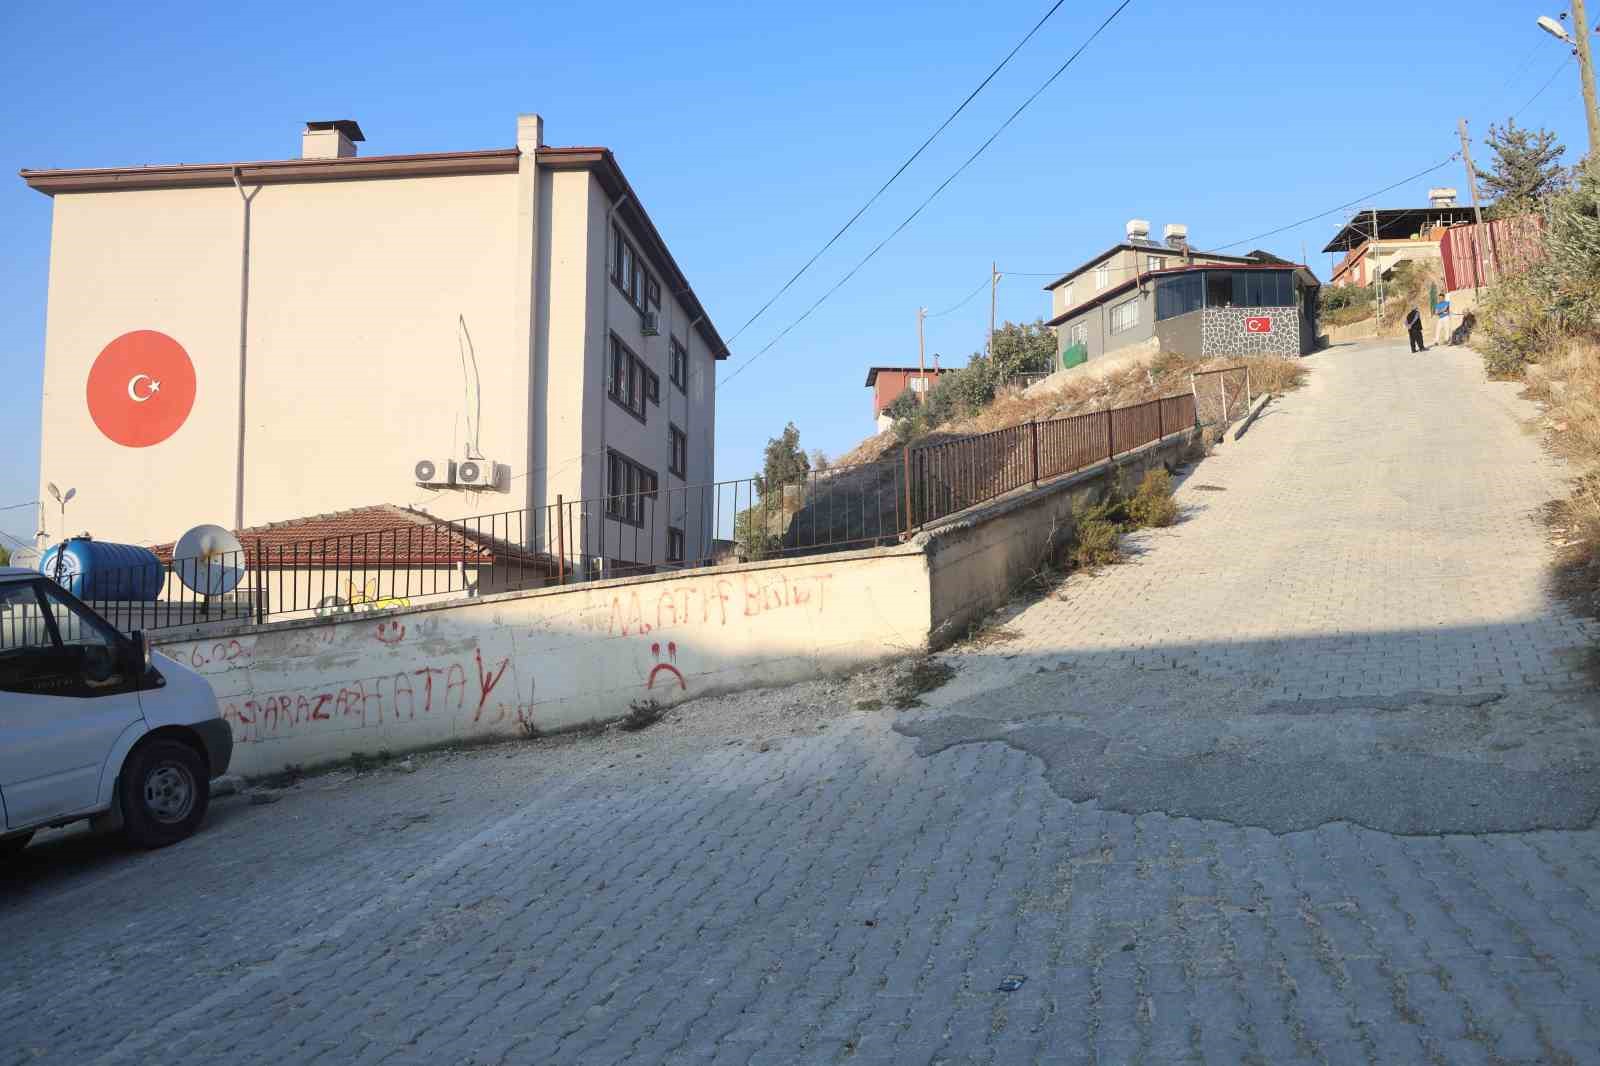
[1245,316,1272,334]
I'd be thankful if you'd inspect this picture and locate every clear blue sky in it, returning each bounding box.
[0,0,1589,547]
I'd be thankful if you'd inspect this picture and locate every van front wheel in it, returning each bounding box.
[120,740,210,849]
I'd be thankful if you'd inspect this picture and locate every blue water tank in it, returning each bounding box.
[39,539,164,602]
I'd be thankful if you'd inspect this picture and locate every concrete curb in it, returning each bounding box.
[1231,394,1272,441]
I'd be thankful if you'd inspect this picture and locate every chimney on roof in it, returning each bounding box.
[1125,218,1151,242]
[1428,186,1459,208]
[1163,223,1189,251]
[302,119,365,160]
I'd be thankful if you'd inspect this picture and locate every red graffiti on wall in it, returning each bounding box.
[646,640,685,691]
[603,573,831,637]
[219,652,488,741]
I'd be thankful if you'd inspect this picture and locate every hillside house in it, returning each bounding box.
[1044,221,1319,364]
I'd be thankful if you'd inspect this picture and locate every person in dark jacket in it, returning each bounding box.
[1405,307,1426,353]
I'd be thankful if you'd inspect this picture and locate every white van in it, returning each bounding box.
[0,566,231,854]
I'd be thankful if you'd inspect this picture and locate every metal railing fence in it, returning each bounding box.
[47,391,1196,633]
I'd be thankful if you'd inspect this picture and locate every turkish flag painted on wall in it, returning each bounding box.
[1245,317,1272,334]
[85,330,197,448]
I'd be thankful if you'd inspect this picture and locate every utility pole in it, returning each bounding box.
[916,306,928,406]
[988,262,1001,359]
[1458,118,1488,291]
[1574,0,1600,156]
[1369,207,1383,330]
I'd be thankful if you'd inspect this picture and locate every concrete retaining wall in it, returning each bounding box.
[152,429,1196,777]
[919,430,1197,644]
[154,547,931,777]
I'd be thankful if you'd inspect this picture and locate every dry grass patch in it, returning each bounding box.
[838,351,1307,467]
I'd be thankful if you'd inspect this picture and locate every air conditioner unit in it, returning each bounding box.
[641,310,661,336]
[455,458,501,489]
[413,457,455,487]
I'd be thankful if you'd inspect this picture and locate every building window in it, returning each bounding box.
[1094,264,1110,291]
[608,334,654,422]
[667,527,685,562]
[669,424,687,478]
[669,337,688,392]
[606,449,658,527]
[1147,255,1166,272]
[1062,283,1075,307]
[908,376,929,393]
[1206,271,1234,307]
[1108,297,1140,334]
[1206,270,1293,309]
[1155,272,1203,320]
[1068,322,1088,349]
[611,222,658,314]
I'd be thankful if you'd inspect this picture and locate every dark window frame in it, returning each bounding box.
[669,336,688,392]
[1155,272,1203,321]
[611,222,658,315]
[667,527,685,563]
[605,449,659,527]
[669,423,688,479]
[608,333,650,423]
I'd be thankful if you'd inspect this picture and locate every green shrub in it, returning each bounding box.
[1069,496,1124,568]
[1127,469,1179,528]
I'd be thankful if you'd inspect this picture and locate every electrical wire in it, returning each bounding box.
[720,0,1076,347]
[925,277,992,317]
[1206,154,1462,253]
[1511,56,1573,122]
[720,0,1137,388]
[0,500,39,513]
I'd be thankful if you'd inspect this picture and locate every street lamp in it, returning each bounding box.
[45,482,75,532]
[1538,8,1600,156]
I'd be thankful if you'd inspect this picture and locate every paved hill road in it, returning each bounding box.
[903,338,1600,836]
[4,338,1600,1065]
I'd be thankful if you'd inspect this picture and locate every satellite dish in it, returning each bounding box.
[8,545,40,571]
[173,524,246,596]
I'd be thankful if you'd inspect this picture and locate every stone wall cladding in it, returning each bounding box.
[1202,306,1302,356]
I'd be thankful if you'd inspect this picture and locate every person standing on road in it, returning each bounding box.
[1405,306,1426,353]
[1434,296,1452,346]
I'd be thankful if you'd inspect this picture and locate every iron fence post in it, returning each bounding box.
[1105,407,1114,460]
[1157,399,1164,440]
[254,538,265,624]
[556,494,566,585]
[1030,420,1039,487]
[901,445,913,539]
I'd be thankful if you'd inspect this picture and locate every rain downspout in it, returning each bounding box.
[230,167,258,532]
[599,193,631,503]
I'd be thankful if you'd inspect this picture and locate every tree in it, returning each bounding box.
[761,422,810,496]
[1480,119,1568,217]
[0,545,8,566]
[733,422,812,561]
[987,320,1058,381]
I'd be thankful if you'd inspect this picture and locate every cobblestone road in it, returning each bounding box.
[5,340,1600,1065]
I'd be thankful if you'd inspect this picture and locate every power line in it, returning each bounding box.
[0,500,39,513]
[1207,154,1462,253]
[925,277,991,317]
[1511,56,1573,122]
[720,0,1076,347]
[720,0,1137,388]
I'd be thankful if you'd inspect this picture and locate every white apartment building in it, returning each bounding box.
[22,114,726,573]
